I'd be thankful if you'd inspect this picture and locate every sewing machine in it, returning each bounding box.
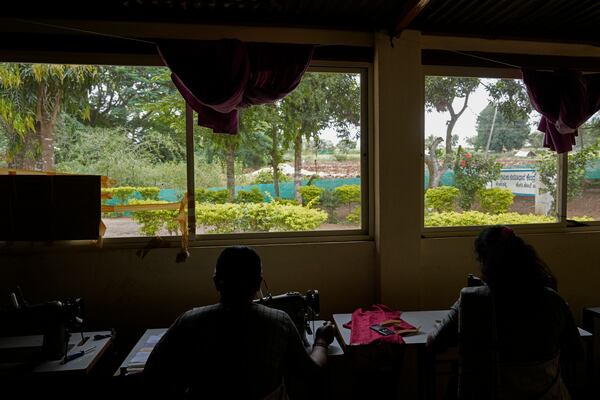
[1,290,84,360]
[254,290,320,346]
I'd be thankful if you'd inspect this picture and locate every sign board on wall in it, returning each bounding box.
[489,169,537,197]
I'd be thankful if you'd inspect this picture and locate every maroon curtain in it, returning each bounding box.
[522,69,600,153]
[158,39,314,134]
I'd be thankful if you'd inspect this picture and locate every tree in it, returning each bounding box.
[424,76,480,187]
[473,103,530,152]
[0,63,97,170]
[280,72,360,201]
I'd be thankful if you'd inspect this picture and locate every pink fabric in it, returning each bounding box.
[343,304,415,345]
[522,69,600,153]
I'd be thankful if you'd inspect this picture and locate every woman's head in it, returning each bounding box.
[474,226,556,291]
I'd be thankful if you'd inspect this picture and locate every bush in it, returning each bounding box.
[477,188,514,214]
[105,186,137,204]
[298,186,323,206]
[320,188,342,223]
[424,211,593,227]
[130,199,180,236]
[195,202,327,233]
[334,185,361,207]
[346,207,361,224]
[425,186,459,212]
[136,186,160,200]
[195,188,229,204]
[235,187,265,203]
[253,169,291,184]
[454,151,502,210]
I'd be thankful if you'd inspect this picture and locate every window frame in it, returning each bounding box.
[0,53,374,246]
[420,65,599,237]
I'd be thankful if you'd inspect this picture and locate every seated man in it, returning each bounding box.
[143,246,335,400]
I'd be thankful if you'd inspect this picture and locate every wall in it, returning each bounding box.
[0,241,375,330]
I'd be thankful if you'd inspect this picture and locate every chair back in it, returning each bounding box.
[458,286,498,400]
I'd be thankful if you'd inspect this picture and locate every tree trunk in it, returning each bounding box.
[425,137,444,188]
[226,141,236,201]
[444,118,457,160]
[40,121,55,171]
[293,135,303,202]
[270,126,280,198]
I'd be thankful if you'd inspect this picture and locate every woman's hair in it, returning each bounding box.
[474,226,557,292]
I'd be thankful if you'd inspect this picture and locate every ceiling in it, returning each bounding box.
[2,0,600,45]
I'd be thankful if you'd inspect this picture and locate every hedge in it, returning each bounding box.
[425,186,459,212]
[425,211,594,227]
[196,202,328,234]
[130,199,180,236]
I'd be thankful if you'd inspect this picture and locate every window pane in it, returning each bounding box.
[194,71,363,234]
[566,111,600,222]
[0,63,186,238]
[423,76,558,228]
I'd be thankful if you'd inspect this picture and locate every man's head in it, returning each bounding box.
[213,246,263,303]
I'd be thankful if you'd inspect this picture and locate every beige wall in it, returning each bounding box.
[1,242,375,329]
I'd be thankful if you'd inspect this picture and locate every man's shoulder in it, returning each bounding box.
[252,304,294,323]
[178,304,222,322]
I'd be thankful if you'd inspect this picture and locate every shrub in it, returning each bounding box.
[425,186,459,212]
[136,186,160,200]
[195,188,229,204]
[130,199,180,236]
[195,202,327,233]
[423,211,593,227]
[346,207,361,224]
[298,186,323,206]
[454,151,502,210]
[235,187,265,203]
[334,185,361,210]
[319,188,342,223]
[105,186,137,204]
[253,169,291,184]
[477,188,514,214]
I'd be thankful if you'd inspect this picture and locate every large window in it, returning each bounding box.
[566,111,600,222]
[423,75,567,229]
[0,63,365,239]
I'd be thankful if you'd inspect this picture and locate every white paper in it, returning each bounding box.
[130,351,151,364]
[146,334,163,344]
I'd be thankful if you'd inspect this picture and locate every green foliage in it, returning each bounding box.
[136,187,160,200]
[424,211,594,227]
[477,188,514,214]
[334,185,361,206]
[129,199,180,236]
[425,186,459,212]
[195,188,229,204]
[454,151,502,210]
[0,63,98,169]
[346,207,361,224]
[537,144,600,213]
[101,186,161,203]
[195,202,327,233]
[425,77,480,114]
[298,185,323,206]
[319,188,342,223]
[473,103,530,152]
[253,169,290,184]
[235,187,265,203]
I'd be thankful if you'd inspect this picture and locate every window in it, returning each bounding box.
[423,75,562,229]
[0,63,366,239]
[566,111,600,223]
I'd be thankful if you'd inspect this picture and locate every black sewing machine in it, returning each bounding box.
[254,290,320,346]
[2,289,84,360]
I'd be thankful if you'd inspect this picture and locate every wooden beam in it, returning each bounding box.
[395,0,431,36]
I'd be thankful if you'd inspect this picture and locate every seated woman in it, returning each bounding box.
[427,225,582,400]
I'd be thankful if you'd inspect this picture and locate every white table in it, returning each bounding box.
[118,321,343,375]
[0,330,112,375]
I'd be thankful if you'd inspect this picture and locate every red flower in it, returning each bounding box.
[460,160,466,167]
[464,153,472,159]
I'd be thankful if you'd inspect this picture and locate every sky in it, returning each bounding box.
[319,80,539,148]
